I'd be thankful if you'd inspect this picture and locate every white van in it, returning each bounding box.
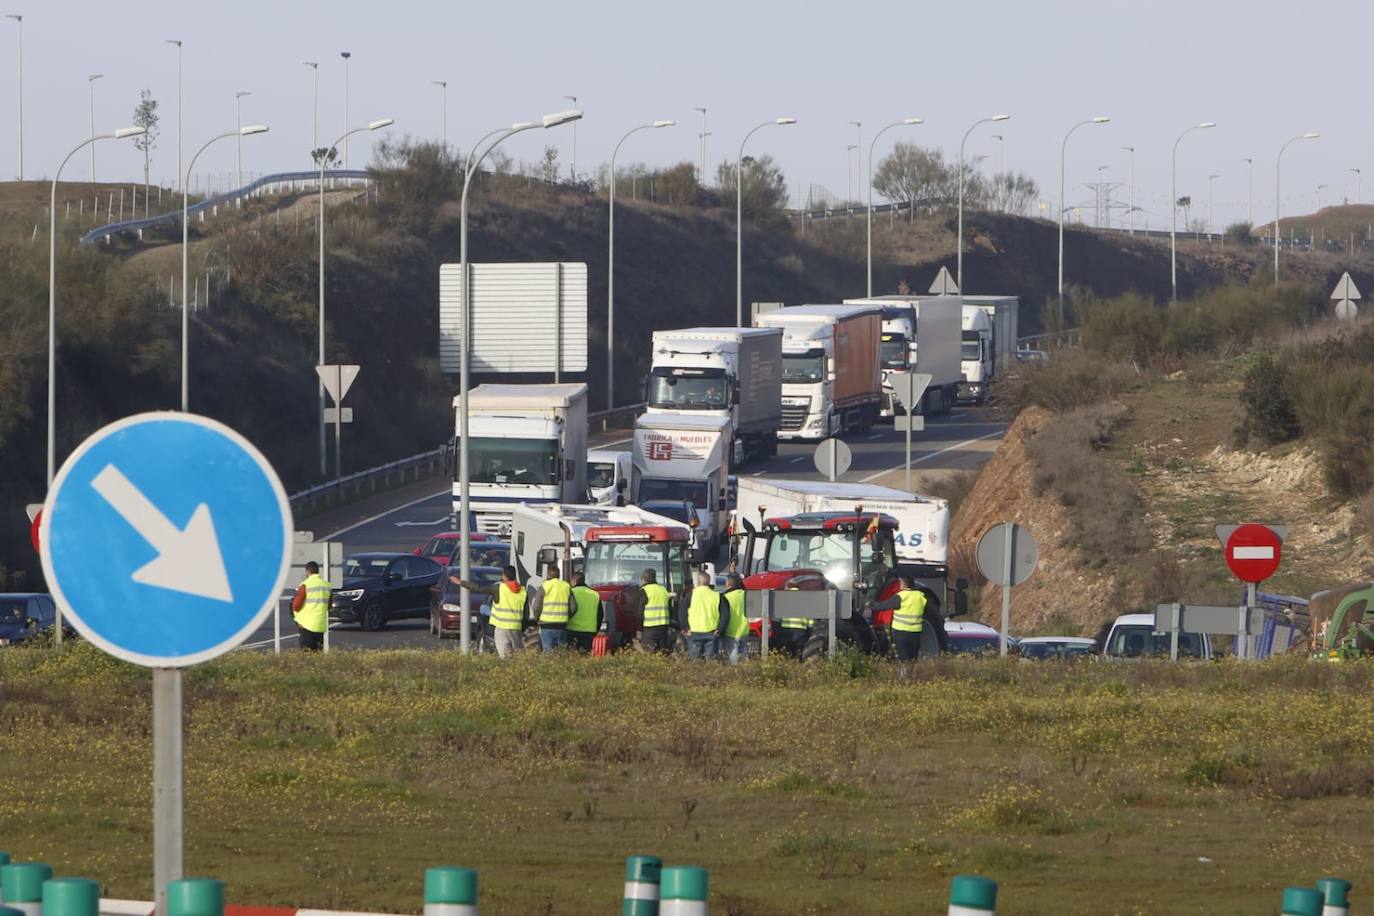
[587,449,633,506]
[1102,613,1213,660]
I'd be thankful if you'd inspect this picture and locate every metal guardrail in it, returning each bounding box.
[1018,329,1081,349]
[80,169,372,245]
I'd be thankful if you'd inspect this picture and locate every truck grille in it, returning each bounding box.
[476,513,513,538]
[781,400,810,431]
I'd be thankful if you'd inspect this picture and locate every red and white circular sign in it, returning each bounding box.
[29,507,42,554]
[1225,523,1282,583]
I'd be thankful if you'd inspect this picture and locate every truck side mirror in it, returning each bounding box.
[537,547,557,566]
[953,578,970,617]
[616,479,627,492]
[442,438,456,476]
[718,497,727,512]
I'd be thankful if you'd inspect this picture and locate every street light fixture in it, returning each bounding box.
[867,117,921,295]
[167,41,182,200]
[8,14,22,181]
[1170,121,1215,300]
[1058,116,1110,324]
[234,91,251,197]
[1317,183,1329,211]
[1242,157,1254,225]
[737,117,796,326]
[316,117,394,475]
[846,144,858,210]
[432,80,448,150]
[303,62,319,161]
[693,107,708,184]
[87,74,104,181]
[455,109,582,654]
[563,95,578,179]
[608,119,674,411]
[1275,132,1319,283]
[340,51,351,166]
[958,114,1009,291]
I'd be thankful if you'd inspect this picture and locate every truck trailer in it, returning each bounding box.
[958,295,1019,403]
[843,295,964,417]
[632,413,732,559]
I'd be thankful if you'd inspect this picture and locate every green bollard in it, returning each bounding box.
[41,879,98,916]
[1284,887,1324,916]
[1316,878,1352,916]
[167,879,225,916]
[423,867,477,916]
[948,875,998,915]
[622,856,662,916]
[1,864,53,916]
[0,854,9,904]
[659,867,707,916]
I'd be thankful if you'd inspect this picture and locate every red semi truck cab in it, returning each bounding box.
[584,524,695,644]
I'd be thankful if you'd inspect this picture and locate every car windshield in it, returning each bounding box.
[585,542,687,592]
[0,601,25,623]
[782,351,825,383]
[880,336,908,369]
[588,462,617,488]
[645,503,693,524]
[648,370,727,409]
[467,437,559,486]
[948,634,1001,656]
[1021,642,1096,659]
[1107,625,1205,658]
[345,557,392,577]
[764,531,886,590]
[961,337,982,360]
[639,478,708,506]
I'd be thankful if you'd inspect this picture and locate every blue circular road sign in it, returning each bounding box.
[40,412,292,667]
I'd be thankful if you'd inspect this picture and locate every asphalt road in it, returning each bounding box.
[244,409,1005,653]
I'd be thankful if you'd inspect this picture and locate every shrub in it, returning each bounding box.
[1224,221,1255,245]
[1012,349,1140,412]
[1236,352,1301,445]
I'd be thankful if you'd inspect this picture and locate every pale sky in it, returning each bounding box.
[3,0,1369,230]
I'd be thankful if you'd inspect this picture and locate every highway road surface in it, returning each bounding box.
[241,409,1005,652]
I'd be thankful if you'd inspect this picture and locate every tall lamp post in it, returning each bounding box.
[234,91,251,196]
[1058,116,1110,324]
[1351,167,1362,205]
[1096,164,1108,227]
[340,51,351,166]
[1122,146,1135,234]
[1275,132,1319,283]
[432,80,448,150]
[693,107,707,183]
[183,126,269,410]
[990,133,1004,210]
[1170,121,1215,300]
[166,41,181,200]
[1208,174,1220,237]
[736,117,796,326]
[1242,157,1253,225]
[563,95,578,179]
[87,74,104,180]
[317,118,394,475]
[7,14,22,180]
[456,109,582,654]
[958,114,1009,291]
[867,117,921,296]
[303,62,319,163]
[846,144,858,210]
[608,119,674,412]
[1316,183,1328,211]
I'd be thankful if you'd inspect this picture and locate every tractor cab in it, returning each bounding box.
[584,524,696,642]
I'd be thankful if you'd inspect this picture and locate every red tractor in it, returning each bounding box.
[583,522,696,647]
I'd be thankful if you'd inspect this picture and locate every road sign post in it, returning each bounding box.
[813,438,852,482]
[40,412,291,913]
[316,364,359,481]
[976,522,1039,656]
[888,372,931,491]
[1215,523,1287,658]
[1331,271,1361,321]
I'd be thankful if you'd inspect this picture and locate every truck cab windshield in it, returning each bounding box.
[585,542,688,592]
[880,335,908,369]
[588,462,617,488]
[782,350,826,383]
[639,478,708,507]
[961,335,983,360]
[648,369,728,409]
[466,437,559,486]
[764,531,893,591]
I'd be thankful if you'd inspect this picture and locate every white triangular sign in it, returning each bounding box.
[929,266,960,295]
[1331,271,1361,301]
[316,365,361,404]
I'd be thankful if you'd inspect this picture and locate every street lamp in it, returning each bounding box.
[990,134,1004,210]
[167,41,182,200]
[609,119,674,411]
[432,80,448,150]
[867,117,921,295]
[693,107,708,184]
[736,117,796,326]
[1122,146,1135,234]
[456,109,582,654]
[1242,157,1254,226]
[182,125,269,411]
[87,74,104,181]
[1170,121,1215,300]
[1208,174,1220,237]
[317,117,394,475]
[304,62,319,162]
[1275,132,1319,283]
[340,51,351,166]
[563,95,578,179]
[1351,168,1362,205]
[1096,165,1109,227]
[1317,183,1329,211]
[958,114,1009,291]
[7,14,22,181]
[234,91,251,197]
[846,144,858,209]
[1058,116,1110,324]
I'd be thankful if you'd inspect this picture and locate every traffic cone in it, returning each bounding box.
[659,866,707,916]
[41,880,98,916]
[948,875,997,915]
[1284,887,1324,916]
[592,628,611,657]
[0,864,52,916]
[166,879,224,916]
[423,867,478,916]
[622,855,662,915]
[1316,878,1352,916]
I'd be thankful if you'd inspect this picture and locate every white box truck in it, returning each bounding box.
[843,295,964,416]
[450,383,588,538]
[754,304,883,440]
[959,296,1019,403]
[632,413,732,558]
[646,327,783,467]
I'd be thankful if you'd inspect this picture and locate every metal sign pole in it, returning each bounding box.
[333,365,343,480]
[1242,582,1257,659]
[828,590,837,659]
[152,668,184,914]
[1170,603,1181,662]
[828,438,838,483]
[1000,522,1014,657]
[905,404,913,492]
[274,596,281,655]
[760,591,770,658]
[322,540,331,653]
[554,262,562,385]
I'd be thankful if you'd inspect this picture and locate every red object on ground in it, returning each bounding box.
[591,632,610,657]
[1225,524,1283,583]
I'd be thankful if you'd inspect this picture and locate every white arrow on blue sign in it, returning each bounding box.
[40,412,292,667]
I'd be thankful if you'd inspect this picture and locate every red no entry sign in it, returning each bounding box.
[1224,523,1282,583]
[29,507,42,554]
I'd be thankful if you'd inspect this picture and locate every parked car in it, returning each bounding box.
[332,553,443,631]
[0,593,59,646]
[415,532,510,569]
[1016,349,1050,364]
[1016,636,1098,660]
[1102,613,1212,659]
[429,565,503,641]
[944,620,1010,656]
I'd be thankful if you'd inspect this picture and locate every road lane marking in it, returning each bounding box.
[788,456,806,464]
[867,433,883,440]
[858,430,1004,483]
[322,488,450,541]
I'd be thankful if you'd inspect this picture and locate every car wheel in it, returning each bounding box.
[361,600,387,632]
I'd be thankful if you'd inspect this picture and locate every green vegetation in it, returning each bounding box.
[2,646,1372,914]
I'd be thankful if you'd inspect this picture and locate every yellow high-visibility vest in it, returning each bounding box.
[687,585,721,633]
[295,574,331,634]
[491,582,527,631]
[641,583,672,628]
[892,589,927,633]
[723,589,749,638]
[541,577,572,625]
[568,585,601,633]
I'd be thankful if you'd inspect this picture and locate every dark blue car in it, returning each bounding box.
[0,593,59,646]
[330,553,443,631]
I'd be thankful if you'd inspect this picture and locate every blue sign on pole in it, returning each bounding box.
[40,412,292,667]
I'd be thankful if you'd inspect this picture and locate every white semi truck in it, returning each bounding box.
[646,327,783,467]
[843,295,964,417]
[450,383,588,538]
[632,413,732,558]
[754,304,884,440]
[959,296,1020,403]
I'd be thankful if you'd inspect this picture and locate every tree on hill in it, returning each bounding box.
[132,90,159,218]
[715,154,788,215]
[311,146,340,169]
[991,171,1040,215]
[873,142,956,212]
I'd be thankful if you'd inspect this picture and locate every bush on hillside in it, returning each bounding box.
[1224,222,1255,245]
[997,349,1140,413]
[1235,352,1301,446]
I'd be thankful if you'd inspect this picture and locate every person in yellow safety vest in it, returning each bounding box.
[869,576,927,661]
[529,563,572,652]
[451,564,527,658]
[636,568,675,654]
[567,571,604,653]
[774,595,811,660]
[290,560,331,651]
[681,570,729,659]
[719,574,750,664]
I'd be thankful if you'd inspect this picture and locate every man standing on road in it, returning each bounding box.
[868,576,927,663]
[529,563,572,652]
[290,561,331,652]
[637,568,674,654]
[682,570,729,659]
[451,565,527,657]
[719,574,749,663]
[567,571,603,653]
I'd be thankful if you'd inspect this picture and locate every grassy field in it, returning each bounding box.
[2,647,1372,915]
